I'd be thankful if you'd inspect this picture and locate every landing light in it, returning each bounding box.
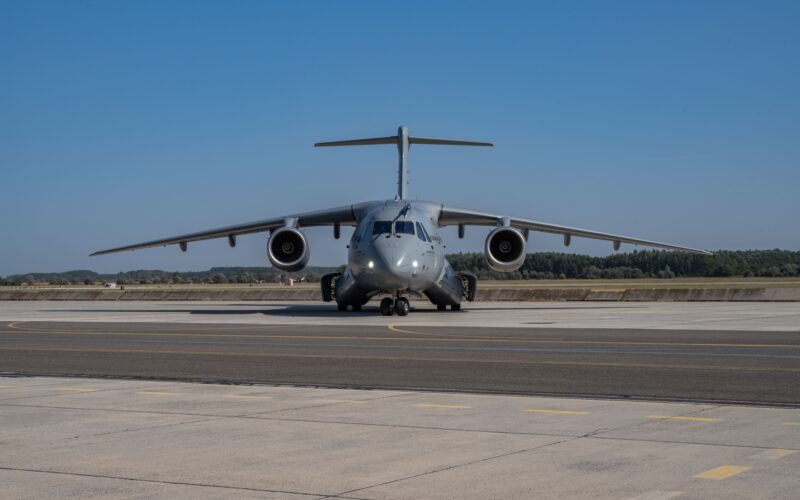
[368,261,374,269]
[412,260,418,268]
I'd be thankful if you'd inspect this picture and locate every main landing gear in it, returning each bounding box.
[380,296,410,316]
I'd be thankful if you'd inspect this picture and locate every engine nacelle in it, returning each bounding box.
[484,227,526,272]
[268,227,310,272]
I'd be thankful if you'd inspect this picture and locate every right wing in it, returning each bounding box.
[438,205,710,255]
[91,204,357,256]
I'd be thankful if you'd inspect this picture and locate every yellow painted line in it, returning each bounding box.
[57,387,97,392]
[749,448,796,460]
[0,385,15,389]
[783,422,800,426]
[527,409,589,415]
[693,465,751,480]
[415,403,472,409]
[648,415,720,422]
[135,391,181,396]
[227,395,273,400]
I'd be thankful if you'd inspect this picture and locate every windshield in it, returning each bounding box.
[395,221,415,235]
[372,221,392,235]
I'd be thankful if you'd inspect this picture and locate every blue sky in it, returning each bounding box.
[1,1,798,276]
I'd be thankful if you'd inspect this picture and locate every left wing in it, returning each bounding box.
[438,205,710,255]
[91,204,357,256]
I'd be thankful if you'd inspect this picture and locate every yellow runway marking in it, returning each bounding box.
[0,385,15,389]
[415,403,471,409]
[783,422,800,426]
[57,387,97,392]
[227,395,273,400]
[135,391,181,396]
[648,415,720,422]
[527,409,589,415]
[693,465,751,480]
[2,345,799,373]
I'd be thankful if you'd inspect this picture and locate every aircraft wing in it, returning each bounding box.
[438,206,711,255]
[91,205,357,256]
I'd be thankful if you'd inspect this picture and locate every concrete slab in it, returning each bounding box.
[1,376,799,499]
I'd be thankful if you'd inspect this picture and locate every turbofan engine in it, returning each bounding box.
[268,227,310,272]
[484,227,526,272]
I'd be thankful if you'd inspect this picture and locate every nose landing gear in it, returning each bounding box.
[380,296,410,316]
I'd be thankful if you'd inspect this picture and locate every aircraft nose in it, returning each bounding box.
[359,238,408,289]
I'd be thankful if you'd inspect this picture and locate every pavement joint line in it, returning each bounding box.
[4,346,800,373]
[0,465,359,498]
[56,387,98,392]
[327,436,580,499]
[135,391,183,396]
[92,416,224,437]
[527,408,589,415]
[692,465,751,480]
[647,415,721,422]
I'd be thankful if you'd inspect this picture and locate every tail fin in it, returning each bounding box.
[315,126,492,199]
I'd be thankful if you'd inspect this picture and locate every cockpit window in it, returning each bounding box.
[372,221,392,235]
[395,221,415,235]
[415,222,430,242]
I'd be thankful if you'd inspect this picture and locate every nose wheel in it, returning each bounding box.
[394,297,410,316]
[380,296,410,316]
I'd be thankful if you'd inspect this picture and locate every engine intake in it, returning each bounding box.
[485,227,526,272]
[268,227,310,272]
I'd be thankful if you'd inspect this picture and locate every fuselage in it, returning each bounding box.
[333,200,464,307]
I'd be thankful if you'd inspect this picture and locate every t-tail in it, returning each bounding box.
[314,126,493,200]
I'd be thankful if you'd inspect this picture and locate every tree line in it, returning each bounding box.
[447,249,800,280]
[2,250,799,285]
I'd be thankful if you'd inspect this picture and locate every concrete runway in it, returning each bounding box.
[1,301,799,404]
[1,300,799,498]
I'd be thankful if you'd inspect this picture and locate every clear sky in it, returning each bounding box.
[1,1,798,276]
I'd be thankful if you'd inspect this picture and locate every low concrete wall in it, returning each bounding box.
[2,287,800,302]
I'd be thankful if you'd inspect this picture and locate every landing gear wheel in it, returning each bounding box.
[352,304,362,312]
[380,298,394,316]
[337,303,348,312]
[451,303,461,311]
[395,297,410,316]
[437,304,447,311]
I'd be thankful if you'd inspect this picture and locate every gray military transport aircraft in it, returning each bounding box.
[92,127,710,316]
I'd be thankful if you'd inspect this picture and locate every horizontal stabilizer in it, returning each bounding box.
[315,134,493,148]
[314,136,397,147]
